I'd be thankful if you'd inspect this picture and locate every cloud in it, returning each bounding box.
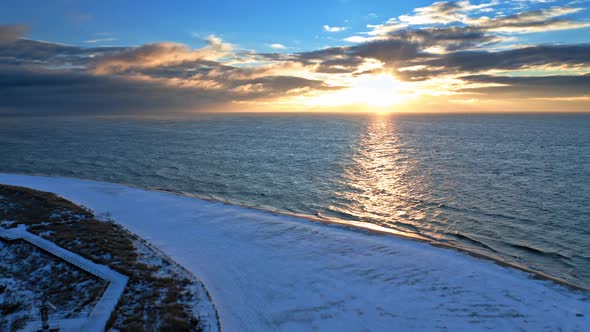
[1,1,589,114]
[0,66,227,114]
[423,44,590,75]
[260,29,590,85]
[323,25,347,32]
[343,36,373,43]
[0,63,340,115]
[227,75,339,98]
[360,1,588,38]
[0,36,339,114]
[396,1,498,26]
[84,38,117,44]
[466,6,590,33]
[391,26,502,52]
[459,74,590,98]
[0,25,27,44]
[398,1,470,25]
[329,2,590,86]
[93,35,233,74]
[0,39,123,69]
[530,96,590,102]
[366,19,409,37]
[294,26,504,75]
[349,39,420,65]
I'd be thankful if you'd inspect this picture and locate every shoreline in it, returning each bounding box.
[119,225,222,332]
[1,172,588,331]
[1,171,588,292]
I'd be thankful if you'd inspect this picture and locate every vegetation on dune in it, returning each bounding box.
[0,238,105,331]
[0,185,205,331]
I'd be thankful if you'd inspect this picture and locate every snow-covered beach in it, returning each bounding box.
[0,173,588,331]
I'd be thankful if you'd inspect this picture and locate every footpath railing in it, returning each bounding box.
[0,225,128,332]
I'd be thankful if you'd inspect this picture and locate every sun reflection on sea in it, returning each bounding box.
[328,114,435,237]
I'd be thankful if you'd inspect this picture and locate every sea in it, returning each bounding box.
[1,113,588,288]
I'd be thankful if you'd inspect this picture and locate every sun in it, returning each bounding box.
[303,74,407,110]
[351,74,406,107]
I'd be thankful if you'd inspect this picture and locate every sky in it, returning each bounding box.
[1,0,590,114]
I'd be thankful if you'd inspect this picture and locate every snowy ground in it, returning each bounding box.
[0,231,104,331]
[0,225,128,332]
[0,174,588,331]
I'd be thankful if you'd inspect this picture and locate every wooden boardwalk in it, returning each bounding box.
[0,225,128,332]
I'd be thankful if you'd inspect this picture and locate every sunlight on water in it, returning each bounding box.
[329,114,433,236]
[0,114,589,288]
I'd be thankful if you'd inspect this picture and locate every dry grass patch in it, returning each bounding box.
[0,185,205,331]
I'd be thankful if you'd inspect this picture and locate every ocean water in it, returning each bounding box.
[0,113,589,288]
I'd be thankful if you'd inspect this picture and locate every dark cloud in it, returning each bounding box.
[0,24,27,44]
[228,75,339,98]
[309,43,590,82]
[423,44,590,75]
[351,39,419,65]
[259,46,353,69]
[315,56,365,73]
[5,37,588,114]
[0,64,337,115]
[0,39,123,69]
[393,44,590,81]
[325,2,590,78]
[468,7,589,33]
[261,26,505,76]
[459,74,590,98]
[0,35,342,114]
[388,26,501,51]
[132,59,225,79]
[0,66,227,114]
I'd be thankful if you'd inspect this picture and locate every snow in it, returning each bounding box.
[1,173,588,332]
[128,229,220,332]
[0,224,128,332]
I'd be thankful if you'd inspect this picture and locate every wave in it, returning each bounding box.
[437,203,537,225]
[133,184,589,290]
[508,243,569,260]
[450,233,498,253]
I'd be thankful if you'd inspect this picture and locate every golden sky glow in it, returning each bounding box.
[1,0,589,115]
[301,75,409,108]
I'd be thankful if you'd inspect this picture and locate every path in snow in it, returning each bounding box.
[0,174,588,332]
[0,224,128,332]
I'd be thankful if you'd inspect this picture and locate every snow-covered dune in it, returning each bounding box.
[1,174,588,331]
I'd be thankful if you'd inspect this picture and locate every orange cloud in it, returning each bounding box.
[93,35,233,74]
